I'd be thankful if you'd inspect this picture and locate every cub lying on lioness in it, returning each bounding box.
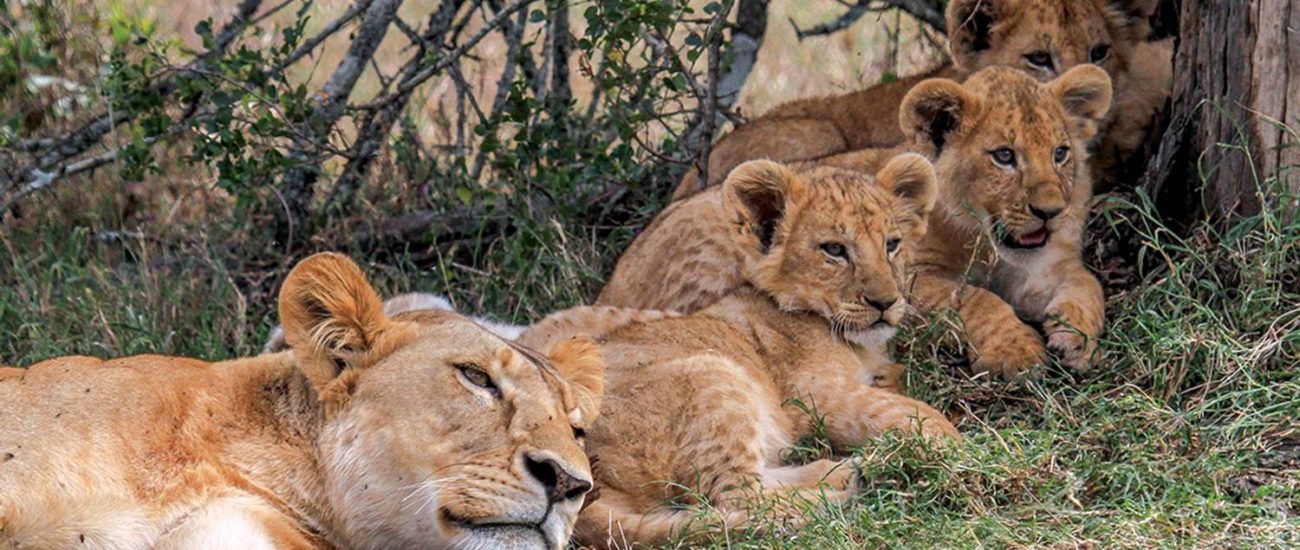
[673,0,1168,199]
[0,253,601,550]
[818,65,1114,378]
[598,154,940,390]
[526,157,958,547]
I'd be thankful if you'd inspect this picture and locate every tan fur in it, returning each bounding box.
[544,158,956,547]
[0,253,603,550]
[672,0,1167,199]
[820,66,1114,378]
[600,155,938,390]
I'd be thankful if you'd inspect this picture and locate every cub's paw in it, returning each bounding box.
[865,362,904,393]
[972,321,1046,380]
[1045,322,1099,371]
[1045,302,1102,371]
[829,457,864,493]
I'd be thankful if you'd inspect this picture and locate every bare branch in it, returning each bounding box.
[277,0,406,236]
[792,0,946,41]
[328,0,467,212]
[362,0,538,111]
[717,0,768,112]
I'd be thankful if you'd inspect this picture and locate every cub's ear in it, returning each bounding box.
[547,337,605,426]
[721,160,804,255]
[946,0,1003,70]
[900,79,979,158]
[279,253,389,375]
[1050,65,1114,142]
[875,153,938,222]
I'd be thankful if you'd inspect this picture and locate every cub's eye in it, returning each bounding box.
[991,147,1017,168]
[456,364,500,396]
[885,238,901,254]
[1054,145,1071,165]
[819,242,848,260]
[1025,51,1054,70]
[573,426,587,440]
[1089,44,1111,63]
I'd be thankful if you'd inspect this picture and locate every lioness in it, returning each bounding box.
[672,0,1168,199]
[525,156,958,547]
[0,253,602,550]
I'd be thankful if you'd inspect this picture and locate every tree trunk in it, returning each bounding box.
[1142,0,1299,223]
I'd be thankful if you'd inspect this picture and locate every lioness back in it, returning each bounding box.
[0,355,286,548]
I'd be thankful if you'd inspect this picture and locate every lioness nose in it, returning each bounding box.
[1029,205,1063,221]
[865,297,898,312]
[525,453,592,503]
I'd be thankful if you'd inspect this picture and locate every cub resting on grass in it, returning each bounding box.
[673,0,1170,199]
[0,253,602,550]
[522,155,960,547]
[816,65,1115,378]
[601,64,1112,380]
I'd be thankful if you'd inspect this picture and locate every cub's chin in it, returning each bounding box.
[844,325,898,349]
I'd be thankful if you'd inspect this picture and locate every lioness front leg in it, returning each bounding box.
[1042,264,1105,371]
[912,273,1046,379]
[154,495,318,550]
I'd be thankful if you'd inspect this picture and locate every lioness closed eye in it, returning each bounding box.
[0,253,603,550]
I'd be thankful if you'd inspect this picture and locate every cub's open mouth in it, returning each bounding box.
[1002,227,1050,249]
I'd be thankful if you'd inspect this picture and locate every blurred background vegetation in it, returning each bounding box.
[0,0,1297,546]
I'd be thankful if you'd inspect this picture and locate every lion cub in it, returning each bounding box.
[673,0,1169,198]
[525,156,959,547]
[818,65,1114,378]
[0,253,602,550]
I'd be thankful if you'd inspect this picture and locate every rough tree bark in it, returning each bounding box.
[1142,0,1299,222]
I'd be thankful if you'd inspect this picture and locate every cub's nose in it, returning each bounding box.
[1029,205,1064,221]
[525,453,593,504]
[865,297,899,312]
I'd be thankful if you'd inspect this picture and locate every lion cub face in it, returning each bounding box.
[900,65,1113,253]
[278,254,603,550]
[947,0,1157,88]
[722,155,937,344]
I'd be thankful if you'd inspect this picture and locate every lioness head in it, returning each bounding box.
[947,0,1158,85]
[722,154,937,345]
[900,65,1113,252]
[278,253,602,550]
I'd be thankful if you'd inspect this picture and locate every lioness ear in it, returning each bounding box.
[722,160,803,255]
[946,0,1003,70]
[900,79,978,158]
[279,253,389,376]
[548,337,604,425]
[875,153,938,222]
[1050,65,1114,142]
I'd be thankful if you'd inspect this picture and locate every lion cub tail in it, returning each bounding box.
[516,306,679,353]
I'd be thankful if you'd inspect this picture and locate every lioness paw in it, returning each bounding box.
[972,321,1046,380]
